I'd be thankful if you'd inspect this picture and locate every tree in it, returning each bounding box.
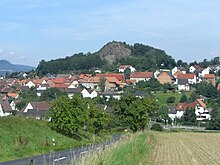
[124,68,131,79]
[167,96,175,103]
[181,108,197,125]
[48,95,110,138]
[188,92,197,103]
[180,94,187,103]
[207,106,220,130]
[158,104,169,125]
[99,77,106,92]
[114,93,157,132]
[40,88,67,101]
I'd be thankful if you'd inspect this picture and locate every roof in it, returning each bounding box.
[196,99,206,108]
[119,65,132,69]
[66,88,83,93]
[23,109,49,118]
[53,84,70,89]
[96,74,125,81]
[7,92,19,98]
[52,78,66,84]
[177,79,189,85]
[177,74,195,79]
[105,77,121,85]
[173,70,184,77]
[176,103,187,111]
[158,71,175,79]
[204,74,215,79]
[81,76,100,83]
[101,90,117,95]
[29,102,51,111]
[130,72,153,78]
[1,101,13,112]
[1,86,13,93]
[176,102,196,111]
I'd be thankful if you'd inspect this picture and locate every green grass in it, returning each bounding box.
[0,116,117,162]
[154,91,192,105]
[78,131,156,165]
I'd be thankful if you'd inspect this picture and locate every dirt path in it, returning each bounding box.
[148,132,220,165]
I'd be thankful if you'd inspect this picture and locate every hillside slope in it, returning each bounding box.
[36,41,176,75]
[0,116,80,161]
[0,60,35,75]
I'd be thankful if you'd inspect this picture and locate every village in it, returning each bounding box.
[0,63,219,126]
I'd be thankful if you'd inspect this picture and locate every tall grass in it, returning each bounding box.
[76,131,156,165]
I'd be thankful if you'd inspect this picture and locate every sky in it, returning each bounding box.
[0,0,220,67]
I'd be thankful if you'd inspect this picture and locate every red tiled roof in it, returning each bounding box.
[52,78,66,84]
[177,74,195,79]
[196,99,206,108]
[130,72,153,78]
[53,84,70,89]
[119,65,132,69]
[204,74,215,79]
[176,102,196,111]
[96,74,125,81]
[105,77,121,84]
[176,103,187,111]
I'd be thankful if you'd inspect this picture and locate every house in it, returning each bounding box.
[157,72,175,84]
[168,105,177,121]
[175,102,196,119]
[81,88,98,99]
[1,86,13,95]
[23,102,51,119]
[201,67,211,77]
[177,79,190,91]
[81,76,100,90]
[135,91,149,98]
[25,80,36,88]
[177,73,196,84]
[96,74,125,82]
[105,77,121,91]
[172,67,186,75]
[189,65,202,73]
[68,80,79,89]
[66,88,83,99]
[195,99,211,121]
[130,72,154,83]
[89,68,102,74]
[118,65,136,73]
[0,101,14,116]
[203,74,216,86]
[100,90,121,101]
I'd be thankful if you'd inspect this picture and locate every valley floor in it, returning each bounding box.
[149,132,220,165]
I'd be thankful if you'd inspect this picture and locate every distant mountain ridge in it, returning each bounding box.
[0,60,35,75]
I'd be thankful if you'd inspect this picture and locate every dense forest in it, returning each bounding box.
[36,41,176,76]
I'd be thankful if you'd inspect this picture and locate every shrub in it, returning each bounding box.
[167,96,175,103]
[151,123,163,131]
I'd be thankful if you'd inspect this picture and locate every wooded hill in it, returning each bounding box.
[36,41,176,76]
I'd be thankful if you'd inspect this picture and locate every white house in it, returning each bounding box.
[201,67,211,78]
[25,80,36,88]
[195,99,211,121]
[81,88,98,99]
[68,80,79,89]
[130,72,154,83]
[118,65,136,73]
[172,67,186,75]
[189,65,200,73]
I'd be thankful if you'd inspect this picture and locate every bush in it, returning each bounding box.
[151,123,163,131]
[167,96,175,103]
